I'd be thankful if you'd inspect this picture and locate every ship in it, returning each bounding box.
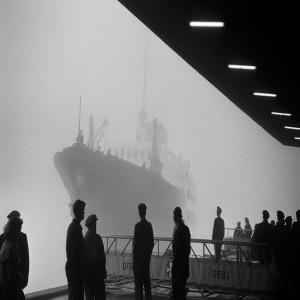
[53,106,198,237]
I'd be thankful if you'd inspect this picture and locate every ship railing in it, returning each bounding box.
[103,235,275,265]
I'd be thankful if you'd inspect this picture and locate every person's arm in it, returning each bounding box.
[22,234,29,287]
[221,219,225,240]
[212,219,216,239]
[133,223,138,257]
[150,223,154,252]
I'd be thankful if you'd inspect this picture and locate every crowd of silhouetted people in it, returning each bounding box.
[1,204,299,300]
[217,208,300,299]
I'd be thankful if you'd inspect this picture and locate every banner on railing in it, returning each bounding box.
[106,253,277,293]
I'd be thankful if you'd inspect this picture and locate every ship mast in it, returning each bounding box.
[76,96,84,144]
[150,118,163,176]
[78,95,82,132]
[139,30,149,125]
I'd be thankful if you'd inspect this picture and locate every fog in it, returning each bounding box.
[1,0,300,293]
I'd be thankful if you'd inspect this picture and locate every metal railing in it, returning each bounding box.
[103,235,275,265]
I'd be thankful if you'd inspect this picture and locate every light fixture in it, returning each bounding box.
[228,64,256,70]
[294,137,300,140]
[189,21,224,28]
[271,112,292,117]
[253,92,277,98]
[284,126,300,130]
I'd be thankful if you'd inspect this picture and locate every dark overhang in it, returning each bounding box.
[118,0,300,147]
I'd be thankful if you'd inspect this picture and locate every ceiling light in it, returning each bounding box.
[189,21,224,28]
[271,112,292,117]
[253,92,277,98]
[228,64,256,70]
[284,126,300,130]
[294,137,300,140]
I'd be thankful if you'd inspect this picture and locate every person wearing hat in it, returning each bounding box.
[252,210,273,264]
[133,203,154,300]
[83,214,106,300]
[0,210,29,289]
[0,216,26,300]
[65,199,86,300]
[171,206,191,300]
[212,206,224,262]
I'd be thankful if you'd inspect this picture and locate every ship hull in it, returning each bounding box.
[54,144,185,236]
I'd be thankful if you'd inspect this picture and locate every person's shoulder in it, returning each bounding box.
[183,223,191,235]
[67,220,81,233]
[20,232,27,239]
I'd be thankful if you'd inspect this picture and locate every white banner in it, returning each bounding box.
[106,253,277,293]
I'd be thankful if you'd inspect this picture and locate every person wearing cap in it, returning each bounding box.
[133,203,154,300]
[171,206,191,300]
[0,210,29,289]
[212,206,224,262]
[291,210,300,298]
[252,210,273,264]
[83,214,106,300]
[65,199,86,300]
[0,216,25,299]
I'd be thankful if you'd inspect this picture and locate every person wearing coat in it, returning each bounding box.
[83,214,107,300]
[0,217,25,300]
[212,206,224,262]
[65,199,86,300]
[133,203,154,300]
[0,210,29,289]
[171,207,191,300]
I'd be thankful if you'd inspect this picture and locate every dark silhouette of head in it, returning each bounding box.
[237,221,241,228]
[7,210,21,219]
[5,217,23,241]
[85,214,98,232]
[277,210,285,222]
[73,199,85,221]
[262,210,270,221]
[285,216,293,228]
[245,217,249,224]
[296,210,300,221]
[217,206,222,217]
[173,207,182,224]
[138,203,147,219]
[270,220,275,226]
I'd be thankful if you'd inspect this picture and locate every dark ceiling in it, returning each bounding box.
[118,0,300,147]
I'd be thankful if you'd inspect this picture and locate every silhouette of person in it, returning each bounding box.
[83,214,106,300]
[65,199,86,300]
[291,210,300,298]
[0,210,29,289]
[212,206,224,262]
[133,203,154,300]
[252,210,273,264]
[0,217,25,300]
[244,217,252,240]
[273,210,289,297]
[233,222,244,240]
[270,220,275,227]
[171,207,191,300]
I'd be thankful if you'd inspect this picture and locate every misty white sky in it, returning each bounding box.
[1,0,300,293]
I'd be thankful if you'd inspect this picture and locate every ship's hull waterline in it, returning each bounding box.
[54,144,185,236]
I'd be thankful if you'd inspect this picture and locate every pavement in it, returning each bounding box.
[50,288,264,300]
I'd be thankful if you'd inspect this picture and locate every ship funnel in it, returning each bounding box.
[88,115,95,151]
